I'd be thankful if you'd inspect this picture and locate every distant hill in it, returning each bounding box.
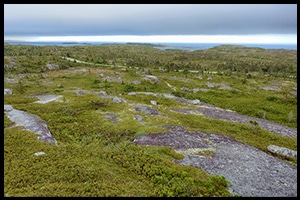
[126,42,165,47]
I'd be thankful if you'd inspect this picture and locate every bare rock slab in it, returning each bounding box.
[134,126,297,197]
[29,94,63,104]
[4,104,57,145]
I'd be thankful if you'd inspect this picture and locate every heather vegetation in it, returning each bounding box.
[4,43,297,197]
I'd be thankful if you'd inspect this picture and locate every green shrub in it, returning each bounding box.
[123,84,135,92]
[158,146,185,160]
[4,44,296,196]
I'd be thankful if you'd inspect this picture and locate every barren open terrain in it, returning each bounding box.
[4,43,297,197]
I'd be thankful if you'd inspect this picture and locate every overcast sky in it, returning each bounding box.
[4,4,297,44]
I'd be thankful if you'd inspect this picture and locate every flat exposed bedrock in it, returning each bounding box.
[4,104,57,145]
[4,90,296,196]
[133,126,297,197]
[128,91,297,138]
[170,107,297,138]
[28,94,63,104]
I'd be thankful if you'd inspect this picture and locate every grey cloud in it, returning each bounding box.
[4,4,297,36]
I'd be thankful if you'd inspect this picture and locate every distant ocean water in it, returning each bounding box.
[4,41,297,51]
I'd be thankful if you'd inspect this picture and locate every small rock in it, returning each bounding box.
[46,63,59,70]
[190,99,201,105]
[132,80,141,85]
[5,78,18,83]
[181,87,190,92]
[4,105,14,112]
[34,152,46,156]
[134,115,143,121]
[150,100,157,105]
[98,91,107,96]
[199,88,208,92]
[106,76,123,83]
[98,73,105,78]
[261,86,280,91]
[113,97,125,103]
[75,90,85,96]
[4,88,13,95]
[206,82,218,88]
[207,76,213,80]
[143,75,160,84]
[193,88,200,93]
[103,113,118,123]
[267,145,297,158]
[219,83,232,90]
[134,105,160,115]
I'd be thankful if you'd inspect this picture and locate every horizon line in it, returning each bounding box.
[4,34,297,45]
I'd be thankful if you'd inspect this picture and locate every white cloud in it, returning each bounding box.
[28,34,296,44]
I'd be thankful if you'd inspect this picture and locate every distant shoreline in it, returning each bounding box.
[4,41,297,51]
